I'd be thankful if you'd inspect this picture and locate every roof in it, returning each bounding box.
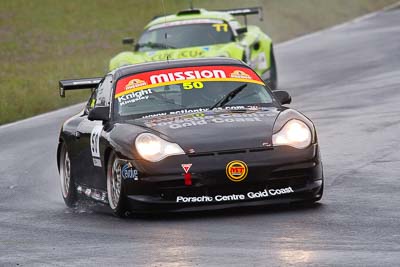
[146,9,236,29]
[112,58,246,80]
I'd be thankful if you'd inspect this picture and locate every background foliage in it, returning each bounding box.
[0,0,396,124]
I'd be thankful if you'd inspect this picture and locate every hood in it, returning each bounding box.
[133,108,281,153]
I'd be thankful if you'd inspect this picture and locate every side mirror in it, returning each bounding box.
[122,37,134,45]
[88,106,110,121]
[236,27,248,35]
[274,90,292,105]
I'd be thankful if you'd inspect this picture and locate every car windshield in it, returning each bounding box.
[113,65,275,119]
[136,21,234,51]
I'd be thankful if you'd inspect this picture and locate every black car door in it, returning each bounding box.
[74,74,113,190]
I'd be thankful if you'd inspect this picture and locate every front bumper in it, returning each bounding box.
[122,144,323,212]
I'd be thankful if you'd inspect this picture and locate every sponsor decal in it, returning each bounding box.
[149,69,226,84]
[212,23,228,32]
[144,111,276,129]
[90,125,102,167]
[125,79,147,90]
[90,126,102,158]
[230,70,252,79]
[92,158,102,167]
[183,81,204,90]
[140,106,270,119]
[149,49,206,61]
[181,164,192,174]
[181,164,193,186]
[121,163,138,180]
[77,185,108,203]
[184,173,192,186]
[176,186,294,203]
[117,88,153,106]
[148,19,223,30]
[115,66,264,98]
[226,160,248,182]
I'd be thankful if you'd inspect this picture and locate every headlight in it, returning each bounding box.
[272,119,312,149]
[135,133,185,162]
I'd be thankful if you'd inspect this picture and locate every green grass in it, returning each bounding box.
[0,0,397,125]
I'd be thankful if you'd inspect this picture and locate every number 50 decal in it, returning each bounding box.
[183,81,204,90]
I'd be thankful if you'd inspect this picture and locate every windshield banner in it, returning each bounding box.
[115,65,264,98]
[148,19,223,30]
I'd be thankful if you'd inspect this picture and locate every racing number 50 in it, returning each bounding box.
[183,81,204,90]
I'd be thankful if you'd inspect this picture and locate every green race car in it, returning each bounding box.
[109,7,277,89]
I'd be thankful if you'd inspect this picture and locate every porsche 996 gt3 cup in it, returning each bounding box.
[57,58,323,217]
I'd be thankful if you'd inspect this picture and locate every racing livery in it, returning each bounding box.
[109,7,278,89]
[57,58,323,217]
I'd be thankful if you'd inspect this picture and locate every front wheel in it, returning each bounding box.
[59,143,78,207]
[107,151,128,217]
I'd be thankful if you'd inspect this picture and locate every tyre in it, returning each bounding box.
[107,151,128,217]
[59,143,78,207]
[268,45,278,90]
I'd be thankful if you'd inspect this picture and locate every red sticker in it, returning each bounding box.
[184,173,192,186]
[181,163,192,174]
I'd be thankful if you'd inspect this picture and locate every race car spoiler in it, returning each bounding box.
[59,77,102,97]
[218,7,263,24]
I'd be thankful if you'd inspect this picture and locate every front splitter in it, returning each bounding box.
[125,179,323,213]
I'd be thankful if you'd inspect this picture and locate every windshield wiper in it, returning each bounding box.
[137,42,176,49]
[209,84,247,110]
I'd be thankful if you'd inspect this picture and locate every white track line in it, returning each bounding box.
[1,1,399,130]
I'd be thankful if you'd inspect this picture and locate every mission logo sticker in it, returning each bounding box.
[226,160,248,182]
[230,70,252,79]
[125,79,147,90]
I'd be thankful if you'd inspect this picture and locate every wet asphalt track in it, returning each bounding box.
[1,7,400,267]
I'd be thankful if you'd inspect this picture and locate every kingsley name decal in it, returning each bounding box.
[117,89,153,106]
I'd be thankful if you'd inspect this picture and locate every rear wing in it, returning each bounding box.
[218,7,263,25]
[59,77,103,97]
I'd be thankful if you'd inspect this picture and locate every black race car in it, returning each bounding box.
[57,58,323,217]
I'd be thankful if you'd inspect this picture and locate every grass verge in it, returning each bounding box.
[0,0,397,125]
